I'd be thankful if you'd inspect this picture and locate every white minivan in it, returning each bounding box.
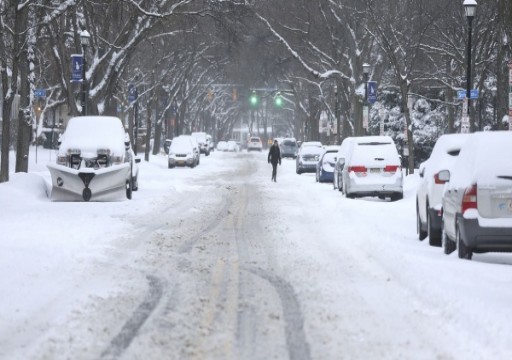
[416,133,471,246]
[441,131,512,260]
[338,136,403,201]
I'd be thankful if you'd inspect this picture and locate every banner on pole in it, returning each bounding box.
[71,54,83,82]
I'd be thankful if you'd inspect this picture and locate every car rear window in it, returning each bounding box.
[283,140,296,146]
[351,143,399,164]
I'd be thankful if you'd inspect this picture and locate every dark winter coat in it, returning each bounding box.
[268,144,282,165]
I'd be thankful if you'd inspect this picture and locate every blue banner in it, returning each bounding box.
[71,54,83,82]
[128,84,138,102]
[367,81,377,104]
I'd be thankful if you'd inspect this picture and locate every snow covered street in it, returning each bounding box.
[1,148,512,359]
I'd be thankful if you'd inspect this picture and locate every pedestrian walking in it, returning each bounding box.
[268,139,281,182]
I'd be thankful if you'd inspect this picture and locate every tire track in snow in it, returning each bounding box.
[100,275,163,359]
[246,267,312,360]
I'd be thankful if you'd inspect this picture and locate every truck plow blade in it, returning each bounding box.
[47,163,130,201]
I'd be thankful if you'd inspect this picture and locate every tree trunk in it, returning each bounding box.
[15,54,31,173]
[400,82,415,175]
[0,62,12,183]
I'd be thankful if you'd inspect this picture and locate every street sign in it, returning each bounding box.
[71,54,83,82]
[367,81,377,104]
[34,89,46,97]
[128,84,138,102]
[461,115,470,133]
[457,89,478,99]
[462,97,468,114]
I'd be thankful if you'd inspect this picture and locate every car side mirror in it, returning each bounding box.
[437,170,450,182]
[135,158,141,164]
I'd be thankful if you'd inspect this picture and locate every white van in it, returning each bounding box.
[338,136,403,201]
[191,132,211,156]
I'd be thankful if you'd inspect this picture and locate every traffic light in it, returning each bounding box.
[207,88,214,102]
[232,88,238,102]
[250,91,258,106]
[274,92,283,107]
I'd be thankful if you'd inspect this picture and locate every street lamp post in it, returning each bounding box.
[362,63,372,135]
[463,0,477,131]
[80,30,90,116]
[335,84,340,144]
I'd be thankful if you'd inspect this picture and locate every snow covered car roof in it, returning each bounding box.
[58,116,127,158]
[420,133,471,179]
[447,131,512,189]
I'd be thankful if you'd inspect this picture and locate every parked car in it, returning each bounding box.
[217,141,228,151]
[316,146,339,183]
[338,135,403,201]
[333,137,355,191]
[207,134,214,153]
[179,135,200,165]
[227,140,240,152]
[168,136,197,168]
[191,132,211,156]
[441,131,512,260]
[47,116,134,201]
[163,139,172,154]
[416,134,471,246]
[247,136,263,152]
[296,141,324,174]
[280,138,298,159]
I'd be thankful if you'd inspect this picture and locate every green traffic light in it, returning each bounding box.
[250,92,258,106]
[274,95,283,107]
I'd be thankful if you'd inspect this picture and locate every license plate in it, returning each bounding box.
[178,161,185,165]
[370,168,380,173]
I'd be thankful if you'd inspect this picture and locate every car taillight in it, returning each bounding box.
[434,172,447,184]
[348,166,367,173]
[461,184,477,214]
[384,165,399,173]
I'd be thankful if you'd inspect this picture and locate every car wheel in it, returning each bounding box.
[417,202,427,241]
[126,178,133,200]
[442,220,455,255]
[391,192,403,201]
[132,176,138,191]
[427,211,441,247]
[457,225,472,260]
